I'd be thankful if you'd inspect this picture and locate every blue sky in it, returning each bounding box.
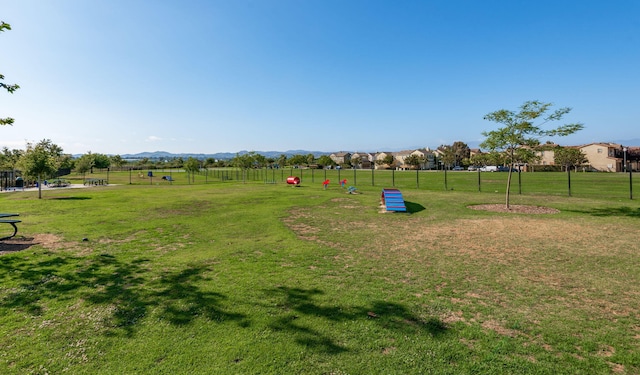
[1,0,639,155]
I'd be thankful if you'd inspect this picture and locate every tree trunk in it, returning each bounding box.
[505,169,513,209]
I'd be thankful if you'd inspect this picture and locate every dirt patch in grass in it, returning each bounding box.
[0,233,63,255]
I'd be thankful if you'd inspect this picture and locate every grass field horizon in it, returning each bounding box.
[1,171,639,374]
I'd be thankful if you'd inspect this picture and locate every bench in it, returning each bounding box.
[0,213,21,240]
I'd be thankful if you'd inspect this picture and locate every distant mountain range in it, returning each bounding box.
[102,138,640,160]
[119,150,331,160]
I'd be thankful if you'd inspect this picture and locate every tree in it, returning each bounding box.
[184,157,200,184]
[306,153,315,166]
[253,153,267,168]
[110,155,126,168]
[17,139,63,199]
[288,154,308,167]
[232,152,254,170]
[437,146,456,169]
[1,22,20,126]
[350,156,362,169]
[316,155,335,169]
[376,154,395,169]
[92,153,111,170]
[451,141,470,166]
[203,157,217,168]
[1,147,23,169]
[482,100,583,208]
[75,154,94,180]
[554,147,587,172]
[277,154,287,169]
[403,154,424,170]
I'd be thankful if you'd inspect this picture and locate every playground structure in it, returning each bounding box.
[286,176,301,186]
[381,188,407,212]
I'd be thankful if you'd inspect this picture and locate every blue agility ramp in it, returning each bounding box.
[381,188,407,212]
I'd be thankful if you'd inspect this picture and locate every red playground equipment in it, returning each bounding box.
[287,176,301,186]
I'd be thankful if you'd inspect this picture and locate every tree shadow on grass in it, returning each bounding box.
[46,196,92,200]
[564,206,640,218]
[150,266,249,328]
[0,251,247,337]
[262,286,449,354]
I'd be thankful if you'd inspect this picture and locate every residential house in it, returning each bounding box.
[579,143,624,172]
[393,150,415,170]
[350,152,373,169]
[535,143,560,166]
[329,152,351,167]
[373,152,400,169]
[409,148,436,169]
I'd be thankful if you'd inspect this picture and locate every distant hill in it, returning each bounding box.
[119,150,330,160]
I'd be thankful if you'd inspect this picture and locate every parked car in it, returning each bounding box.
[480,166,498,172]
[467,166,478,171]
[452,166,464,171]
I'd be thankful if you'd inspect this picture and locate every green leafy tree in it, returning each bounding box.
[306,153,315,166]
[184,157,200,184]
[350,156,362,169]
[92,153,111,170]
[253,153,267,168]
[482,100,583,208]
[265,157,276,169]
[403,154,424,170]
[437,146,456,169]
[17,139,63,199]
[316,155,335,169]
[375,154,395,169]
[1,22,20,126]
[203,157,217,168]
[110,155,126,168]
[277,154,287,168]
[554,147,587,172]
[1,147,23,169]
[288,154,307,167]
[451,141,470,166]
[75,154,94,180]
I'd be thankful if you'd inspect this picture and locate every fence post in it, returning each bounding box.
[444,169,448,191]
[518,168,521,194]
[371,167,374,186]
[630,166,633,200]
[567,167,572,197]
[354,168,357,186]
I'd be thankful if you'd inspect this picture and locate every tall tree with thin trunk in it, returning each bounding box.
[17,140,63,199]
[481,100,583,209]
[1,22,20,126]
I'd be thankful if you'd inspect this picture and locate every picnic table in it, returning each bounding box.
[84,178,107,186]
[48,178,70,187]
[0,213,21,240]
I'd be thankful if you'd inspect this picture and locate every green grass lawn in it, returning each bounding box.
[1,175,639,374]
